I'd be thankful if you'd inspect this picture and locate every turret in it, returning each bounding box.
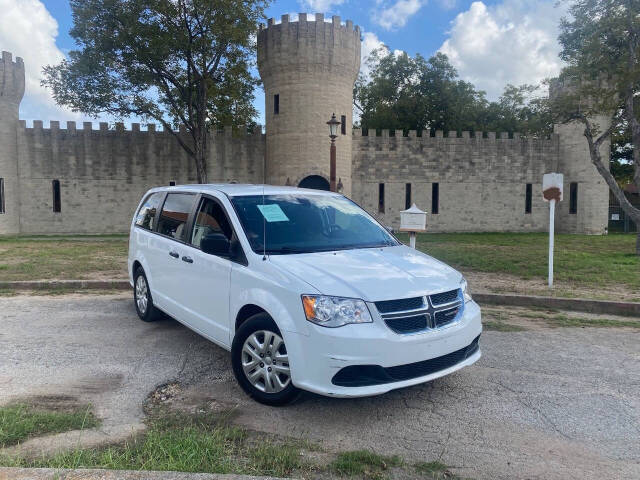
[549,77,610,234]
[0,51,25,234]
[258,14,361,195]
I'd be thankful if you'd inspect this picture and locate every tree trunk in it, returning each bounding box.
[637,231,640,256]
[582,91,640,254]
[193,78,209,184]
[195,146,208,184]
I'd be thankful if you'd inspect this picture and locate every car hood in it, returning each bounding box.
[268,245,462,302]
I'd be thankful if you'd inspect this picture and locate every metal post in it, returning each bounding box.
[548,199,555,288]
[409,231,416,249]
[329,140,336,192]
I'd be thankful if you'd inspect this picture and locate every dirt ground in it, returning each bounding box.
[464,270,640,302]
[1,293,639,479]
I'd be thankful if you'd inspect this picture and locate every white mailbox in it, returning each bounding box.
[400,204,427,232]
[400,204,426,249]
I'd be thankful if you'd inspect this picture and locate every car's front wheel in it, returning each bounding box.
[231,313,301,406]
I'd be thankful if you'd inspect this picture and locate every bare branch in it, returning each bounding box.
[577,114,640,223]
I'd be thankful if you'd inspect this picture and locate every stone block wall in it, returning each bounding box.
[15,122,264,234]
[351,130,561,232]
[554,117,610,234]
[0,51,24,235]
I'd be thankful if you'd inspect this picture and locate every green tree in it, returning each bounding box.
[611,125,635,186]
[552,0,640,253]
[42,0,267,183]
[354,50,488,134]
[355,49,552,137]
[481,84,553,136]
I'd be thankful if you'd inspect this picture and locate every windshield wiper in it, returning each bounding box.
[263,246,314,255]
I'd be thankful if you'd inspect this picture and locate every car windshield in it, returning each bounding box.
[230,194,399,254]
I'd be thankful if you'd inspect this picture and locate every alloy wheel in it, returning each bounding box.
[241,330,291,393]
[135,275,149,315]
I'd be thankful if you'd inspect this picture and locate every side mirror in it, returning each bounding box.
[201,233,231,257]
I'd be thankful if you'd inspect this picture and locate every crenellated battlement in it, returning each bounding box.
[259,13,359,35]
[0,51,25,104]
[257,13,360,82]
[353,129,558,143]
[19,120,264,138]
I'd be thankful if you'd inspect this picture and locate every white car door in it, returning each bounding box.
[177,195,235,348]
[150,192,198,318]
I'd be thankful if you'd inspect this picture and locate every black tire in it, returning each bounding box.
[133,267,159,322]
[231,313,301,406]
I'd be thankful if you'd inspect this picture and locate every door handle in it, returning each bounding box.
[169,251,179,258]
[182,256,194,264]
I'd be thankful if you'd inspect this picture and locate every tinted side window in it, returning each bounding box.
[191,198,233,249]
[135,192,165,230]
[157,193,196,241]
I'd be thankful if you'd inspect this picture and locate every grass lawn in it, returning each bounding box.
[0,407,459,479]
[1,232,637,301]
[398,232,639,298]
[0,235,128,281]
[0,403,99,448]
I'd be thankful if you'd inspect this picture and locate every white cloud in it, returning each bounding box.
[360,31,407,79]
[360,31,385,77]
[299,0,345,13]
[439,0,565,99]
[438,0,456,9]
[372,0,424,30]
[0,0,80,121]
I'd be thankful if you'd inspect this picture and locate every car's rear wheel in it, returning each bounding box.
[133,267,159,322]
[231,313,301,406]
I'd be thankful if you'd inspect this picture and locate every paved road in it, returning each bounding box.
[1,294,638,479]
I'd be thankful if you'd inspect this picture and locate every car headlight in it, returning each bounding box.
[301,295,373,328]
[460,278,472,303]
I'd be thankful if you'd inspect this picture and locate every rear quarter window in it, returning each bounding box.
[157,193,197,242]
[135,192,164,231]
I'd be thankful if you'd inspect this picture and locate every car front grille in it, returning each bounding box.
[331,335,481,387]
[375,289,463,335]
[384,314,429,334]
[434,306,459,328]
[374,296,425,314]
[430,289,460,305]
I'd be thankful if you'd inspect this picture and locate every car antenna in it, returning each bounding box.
[262,177,267,261]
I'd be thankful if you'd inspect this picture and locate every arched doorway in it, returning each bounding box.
[298,175,329,191]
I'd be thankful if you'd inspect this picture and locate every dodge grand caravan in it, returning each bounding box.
[128,184,482,405]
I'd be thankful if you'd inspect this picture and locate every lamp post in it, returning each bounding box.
[327,113,340,192]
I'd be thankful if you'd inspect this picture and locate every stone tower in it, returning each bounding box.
[257,14,361,195]
[0,51,25,234]
[549,78,610,234]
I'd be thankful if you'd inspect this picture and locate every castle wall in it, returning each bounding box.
[0,52,25,235]
[352,130,561,232]
[554,118,610,234]
[16,122,264,234]
[1,19,611,237]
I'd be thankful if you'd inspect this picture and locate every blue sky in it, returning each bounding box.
[0,0,566,126]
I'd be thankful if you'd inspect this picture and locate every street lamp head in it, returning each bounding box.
[327,113,340,139]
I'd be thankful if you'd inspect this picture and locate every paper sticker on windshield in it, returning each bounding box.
[257,204,289,222]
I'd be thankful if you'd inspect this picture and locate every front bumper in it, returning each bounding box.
[285,300,482,398]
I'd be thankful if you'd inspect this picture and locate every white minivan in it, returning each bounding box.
[128,184,482,405]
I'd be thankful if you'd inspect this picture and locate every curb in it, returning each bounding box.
[474,293,640,318]
[0,467,286,480]
[1,280,638,318]
[0,280,131,291]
